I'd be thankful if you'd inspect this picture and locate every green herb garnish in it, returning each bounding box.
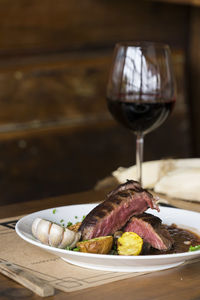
[65,246,72,250]
[189,245,200,252]
[73,247,80,252]
[60,219,64,223]
[53,209,56,214]
[65,246,80,252]
[67,221,73,227]
[75,216,78,219]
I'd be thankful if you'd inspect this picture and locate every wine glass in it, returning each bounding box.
[107,42,176,186]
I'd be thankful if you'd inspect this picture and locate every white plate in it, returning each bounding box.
[15,204,200,272]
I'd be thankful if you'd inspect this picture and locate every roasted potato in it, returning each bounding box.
[68,222,81,232]
[76,236,113,254]
[117,232,143,256]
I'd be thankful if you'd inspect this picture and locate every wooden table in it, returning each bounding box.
[0,189,199,300]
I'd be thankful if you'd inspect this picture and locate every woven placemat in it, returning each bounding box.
[0,216,148,293]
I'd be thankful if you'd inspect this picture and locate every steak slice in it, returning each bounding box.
[124,213,174,251]
[106,180,143,199]
[79,180,159,240]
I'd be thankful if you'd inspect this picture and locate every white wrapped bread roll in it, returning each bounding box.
[113,158,200,202]
[154,167,200,202]
[112,159,174,188]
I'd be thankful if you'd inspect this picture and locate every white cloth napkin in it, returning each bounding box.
[112,158,200,202]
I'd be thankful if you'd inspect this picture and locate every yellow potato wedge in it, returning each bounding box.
[117,232,143,256]
[77,236,113,254]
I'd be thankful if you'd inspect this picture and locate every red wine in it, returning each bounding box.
[107,98,175,135]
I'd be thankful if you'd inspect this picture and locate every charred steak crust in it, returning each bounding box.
[106,180,155,200]
[106,180,142,198]
[79,180,159,240]
[124,212,174,251]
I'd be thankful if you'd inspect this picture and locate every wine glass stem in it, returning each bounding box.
[136,133,144,186]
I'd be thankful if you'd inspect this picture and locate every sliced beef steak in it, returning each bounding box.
[124,213,174,250]
[79,180,159,240]
[106,180,143,199]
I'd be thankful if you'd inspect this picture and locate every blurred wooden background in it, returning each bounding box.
[0,0,199,204]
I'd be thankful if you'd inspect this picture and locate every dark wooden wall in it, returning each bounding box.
[0,0,194,204]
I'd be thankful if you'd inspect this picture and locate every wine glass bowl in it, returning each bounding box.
[107,42,176,185]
